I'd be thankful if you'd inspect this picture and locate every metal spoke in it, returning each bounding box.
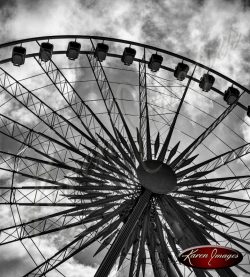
[23,232,94,276]
[139,51,152,160]
[87,43,142,165]
[0,207,82,245]
[157,66,196,162]
[177,143,250,178]
[0,67,93,150]
[170,91,245,170]
[34,56,96,141]
[23,200,134,276]
[33,55,137,175]
[0,114,81,164]
[178,175,250,187]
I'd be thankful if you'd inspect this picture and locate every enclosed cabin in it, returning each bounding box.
[174,62,189,81]
[148,53,163,72]
[39,42,54,62]
[224,86,240,105]
[12,46,26,66]
[247,106,250,117]
[66,41,81,60]
[94,43,109,62]
[199,73,215,92]
[121,47,136,66]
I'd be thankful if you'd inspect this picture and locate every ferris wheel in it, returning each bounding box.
[0,35,249,277]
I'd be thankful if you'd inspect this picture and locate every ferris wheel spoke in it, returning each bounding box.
[193,268,207,277]
[0,184,73,206]
[176,143,250,178]
[24,200,133,276]
[0,67,94,150]
[0,113,120,180]
[189,206,250,221]
[34,56,97,141]
[166,141,180,164]
[87,52,143,166]
[235,264,250,275]
[0,154,74,205]
[186,207,228,228]
[0,65,137,182]
[0,168,80,197]
[139,56,152,160]
[34,54,139,172]
[177,198,250,230]
[181,192,250,206]
[0,201,78,206]
[96,133,136,170]
[170,91,245,170]
[195,223,219,244]
[187,210,250,254]
[0,114,86,167]
[157,66,196,162]
[36,58,139,174]
[70,155,136,184]
[0,150,82,180]
[115,127,136,164]
[216,268,242,277]
[86,51,124,136]
[94,230,119,257]
[78,130,136,179]
[178,175,250,187]
[23,233,94,276]
[0,206,82,246]
[68,165,132,187]
[84,141,135,177]
[183,206,227,232]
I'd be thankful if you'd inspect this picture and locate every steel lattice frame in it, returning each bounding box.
[0,35,249,277]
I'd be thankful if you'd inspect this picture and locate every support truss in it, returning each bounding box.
[34,55,137,176]
[170,91,245,170]
[0,207,82,245]
[138,51,152,160]
[87,42,141,165]
[0,67,92,151]
[177,143,250,178]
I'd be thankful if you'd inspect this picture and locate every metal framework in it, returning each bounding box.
[0,35,249,277]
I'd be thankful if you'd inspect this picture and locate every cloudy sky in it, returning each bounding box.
[0,0,250,276]
[0,0,250,81]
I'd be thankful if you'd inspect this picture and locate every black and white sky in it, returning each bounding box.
[0,0,250,276]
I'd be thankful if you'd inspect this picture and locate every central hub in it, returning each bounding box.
[136,160,177,194]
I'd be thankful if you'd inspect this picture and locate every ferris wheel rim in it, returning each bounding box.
[0,34,249,96]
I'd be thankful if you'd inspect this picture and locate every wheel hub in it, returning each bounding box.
[136,160,177,194]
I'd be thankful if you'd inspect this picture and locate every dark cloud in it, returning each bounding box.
[0,254,31,277]
[0,0,16,9]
